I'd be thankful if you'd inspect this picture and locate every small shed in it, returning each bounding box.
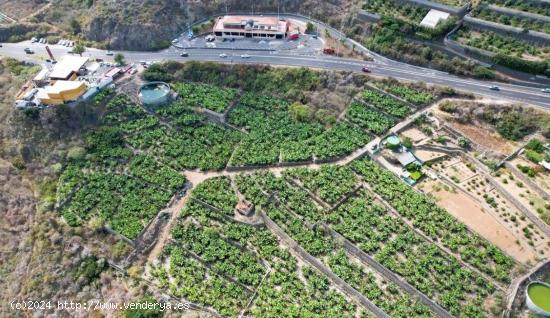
[235,200,254,216]
[396,151,418,167]
[420,9,450,29]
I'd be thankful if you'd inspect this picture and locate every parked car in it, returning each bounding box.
[15,100,36,108]
[361,66,371,73]
[323,47,335,55]
[0,43,3,47]
[31,37,38,43]
[240,54,251,58]
[95,58,104,62]
[489,85,500,91]
[106,50,114,56]
[128,68,138,75]
[541,88,550,93]
[219,53,228,58]
[180,52,189,57]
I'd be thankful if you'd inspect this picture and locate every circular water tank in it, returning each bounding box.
[138,82,171,107]
[526,281,550,317]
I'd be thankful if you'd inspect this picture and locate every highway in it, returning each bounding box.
[1,41,550,109]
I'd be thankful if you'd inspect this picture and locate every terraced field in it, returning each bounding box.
[54,73,527,317]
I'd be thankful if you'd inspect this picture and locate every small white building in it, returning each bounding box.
[420,9,450,29]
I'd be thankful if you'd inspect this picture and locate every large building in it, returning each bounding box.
[49,55,89,80]
[213,15,289,39]
[37,80,87,105]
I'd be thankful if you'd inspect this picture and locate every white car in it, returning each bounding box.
[542,88,550,93]
[106,51,114,56]
[240,54,251,59]
[172,39,179,44]
[219,53,228,58]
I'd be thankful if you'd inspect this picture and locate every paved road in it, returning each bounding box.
[2,41,550,109]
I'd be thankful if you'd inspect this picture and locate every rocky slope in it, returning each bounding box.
[3,0,358,50]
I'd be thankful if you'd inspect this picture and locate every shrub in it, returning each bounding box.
[439,100,457,113]
[525,149,544,163]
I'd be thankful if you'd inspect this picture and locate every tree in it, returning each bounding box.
[70,18,81,35]
[289,102,312,122]
[114,53,126,65]
[72,43,86,56]
[458,137,471,149]
[305,22,315,34]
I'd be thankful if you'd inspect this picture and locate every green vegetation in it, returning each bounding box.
[373,81,436,106]
[352,158,515,283]
[142,62,320,101]
[228,93,370,165]
[457,28,549,62]
[364,0,429,25]
[151,184,360,318]
[486,0,550,16]
[360,89,412,118]
[124,296,164,318]
[283,165,358,205]
[72,256,106,283]
[473,7,550,34]
[172,82,238,113]
[346,101,395,135]
[234,166,511,317]
[364,19,481,78]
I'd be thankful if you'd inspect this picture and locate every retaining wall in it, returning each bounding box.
[398,0,470,16]
[487,4,550,24]
[327,228,455,318]
[504,161,550,201]
[463,15,550,46]
[259,211,390,318]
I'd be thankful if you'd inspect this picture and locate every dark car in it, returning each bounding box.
[180,52,189,57]
[489,85,500,91]
[362,66,371,73]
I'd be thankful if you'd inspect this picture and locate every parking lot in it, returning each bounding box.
[172,33,324,55]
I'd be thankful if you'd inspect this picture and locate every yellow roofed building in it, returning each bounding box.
[37,80,87,105]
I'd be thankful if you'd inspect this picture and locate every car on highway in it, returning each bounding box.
[240,54,251,59]
[362,66,371,73]
[542,88,550,93]
[489,85,500,91]
[24,48,34,54]
[219,53,228,58]
[106,50,114,56]
[180,52,189,57]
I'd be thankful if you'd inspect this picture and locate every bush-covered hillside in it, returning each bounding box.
[0,0,360,50]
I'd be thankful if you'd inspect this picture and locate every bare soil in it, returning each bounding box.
[423,179,537,264]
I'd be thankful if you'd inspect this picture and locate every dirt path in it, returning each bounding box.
[146,189,192,263]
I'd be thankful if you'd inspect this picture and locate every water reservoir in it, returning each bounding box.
[138,82,171,107]
[526,281,550,317]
